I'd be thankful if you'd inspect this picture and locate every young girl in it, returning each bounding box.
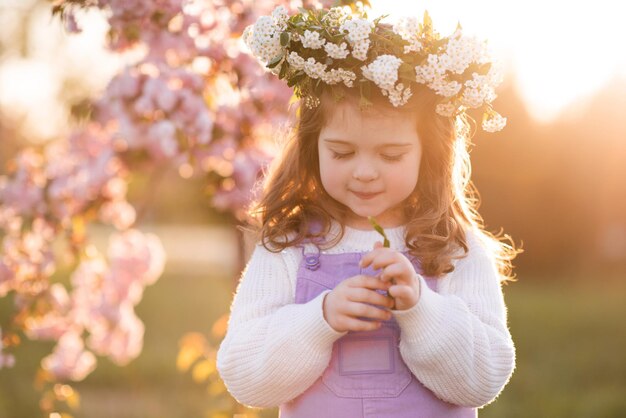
[217,5,520,417]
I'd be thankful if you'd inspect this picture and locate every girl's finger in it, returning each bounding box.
[348,287,393,307]
[343,317,382,332]
[348,275,388,290]
[359,242,385,268]
[388,284,412,300]
[368,252,397,271]
[347,302,392,321]
[380,263,407,283]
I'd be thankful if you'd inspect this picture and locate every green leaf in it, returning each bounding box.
[423,10,432,29]
[280,31,290,47]
[368,216,390,248]
[279,61,288,78]
[266,54,284,69]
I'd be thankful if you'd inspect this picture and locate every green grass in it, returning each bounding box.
[479,275,626,418]
[1,266,625,418]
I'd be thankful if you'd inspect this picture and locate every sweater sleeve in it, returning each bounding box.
[391,232,516,408]
[216,244,348,408]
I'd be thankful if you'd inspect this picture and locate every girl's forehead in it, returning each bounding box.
[324,98,415,125]
[320,101,419,143]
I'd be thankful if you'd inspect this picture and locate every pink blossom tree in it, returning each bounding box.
[0,0,363,415]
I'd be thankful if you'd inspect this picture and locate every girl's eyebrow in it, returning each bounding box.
[323,139,413,148]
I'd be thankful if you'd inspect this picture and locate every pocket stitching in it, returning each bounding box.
[337,334,395,375]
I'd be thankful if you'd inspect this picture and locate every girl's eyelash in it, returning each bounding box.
[331,152,405,161]
[382,154,404,161]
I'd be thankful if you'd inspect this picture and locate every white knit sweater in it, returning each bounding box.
[216,222,516,409]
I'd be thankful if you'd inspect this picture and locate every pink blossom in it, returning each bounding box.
[0,217,56,297]
[154,85,178,112]
[108,229,166,287]
[101,177,128,200]
[98,200,137,230]
[41,331,97,381]
[147,120,179,158]
[3,0,303,388]
[108,68,142,99]
[0,327,16,369]
[0,260,12,297]
[24,283,74,341]
[87,303,144,366]
[133,95,156,116]
[0,149,47,217]
[43,125,122,223]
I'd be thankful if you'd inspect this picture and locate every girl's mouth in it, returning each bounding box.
[352,191,381,200]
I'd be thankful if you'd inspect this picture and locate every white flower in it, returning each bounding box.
[339,18,374,44]
[486,63,505,87]
[362,56,411,107]
[286,51,306,71]
[321,68,356,87]
[461,86,483,108]
[392,17,423,53]
[272,5,289,31]
[384,83,413,107]
[323,6,351,27]
[241,9,506,132]
[404,41,423,54]
[324,41,349,59]
[461,72,493,108]
[414,54,446,84]
[443,33,491,75]
[435,102,456,117]
[430,78,462,97]
[303,57,327,79]
[415,63,435,84]
[392,16,419,41]
[242,16,283,64]
[443,37,474,75]
[351,39,370,61]
[361,55,402,90]
[340,70,357,87]
[321,69,341,85]
[302,30,326,49]
[304,95,320,109]
[482,111,507,132]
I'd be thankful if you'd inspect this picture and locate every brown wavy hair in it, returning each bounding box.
[247,83,522,282]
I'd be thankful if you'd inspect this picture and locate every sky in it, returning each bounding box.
[371,0,626,122]
[1,0,625,142]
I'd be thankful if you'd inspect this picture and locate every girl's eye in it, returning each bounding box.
[382,154,404,162]
[331,151,353,159]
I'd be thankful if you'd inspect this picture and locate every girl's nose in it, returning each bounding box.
[352,162,378,182]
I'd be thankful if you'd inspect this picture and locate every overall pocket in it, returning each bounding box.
[321,323,413,398]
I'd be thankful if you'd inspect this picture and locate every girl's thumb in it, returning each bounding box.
[374,241,384,249]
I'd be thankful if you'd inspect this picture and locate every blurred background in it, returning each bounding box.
[1,0,625,417]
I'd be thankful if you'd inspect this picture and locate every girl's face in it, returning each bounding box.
[318,99,422,230]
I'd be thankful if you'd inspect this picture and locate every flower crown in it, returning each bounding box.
[242,5,507,133]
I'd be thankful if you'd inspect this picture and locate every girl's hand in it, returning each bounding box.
[322,275,395,332]
[359,242,421,311]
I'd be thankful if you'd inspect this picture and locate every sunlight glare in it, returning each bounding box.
[370,0,626,122]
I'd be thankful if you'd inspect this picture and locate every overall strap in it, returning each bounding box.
[296,218,326,271]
